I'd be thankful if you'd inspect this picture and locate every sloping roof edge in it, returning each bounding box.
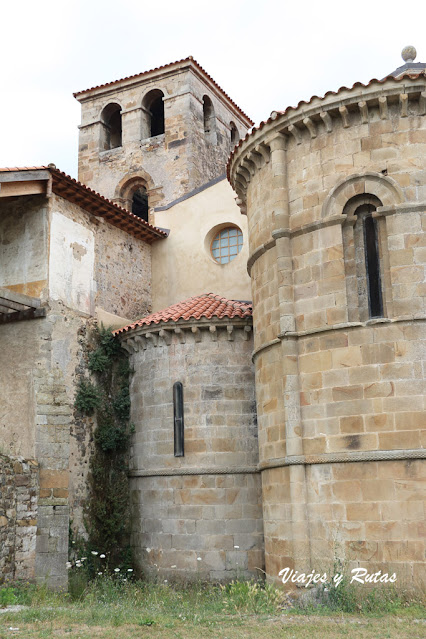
[73,56,254,127]
[226,71,426,182]
[0,166,168,244]
[154,174,226,212]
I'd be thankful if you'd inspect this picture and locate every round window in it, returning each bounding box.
[211,227,243,264]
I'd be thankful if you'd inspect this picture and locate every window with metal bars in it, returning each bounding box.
[211,227,243,264]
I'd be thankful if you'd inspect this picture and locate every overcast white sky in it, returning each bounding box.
[1,0,424,178]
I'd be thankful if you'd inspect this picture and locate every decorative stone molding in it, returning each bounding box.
[252,337,281,361]
[251,316,426,361]
[375,201,426,217]
[321,172,405,219]
[358,101,368,123]
[259,448,426,470]
[339,105,350,128]
[229,74,426,202]
[246,199,425,276]
[114,170,162,210]
[129,465,259,477]
[119,318,253,352]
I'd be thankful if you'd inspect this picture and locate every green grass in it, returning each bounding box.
[0,578,424,639]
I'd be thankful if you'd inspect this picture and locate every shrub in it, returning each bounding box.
[75,378,102,415]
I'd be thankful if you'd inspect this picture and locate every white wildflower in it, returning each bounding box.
[164,580,168,583]
[66,562,72,569]
[98,572,103,576]
[100,554,105,559]
[91,551,98,556]
[114,568,120,572]
[127,569,133,572]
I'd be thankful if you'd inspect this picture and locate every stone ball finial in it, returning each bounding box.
[401,46,417,63]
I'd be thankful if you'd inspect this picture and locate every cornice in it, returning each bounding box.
[119,317,253,352]
[228,75,426,205]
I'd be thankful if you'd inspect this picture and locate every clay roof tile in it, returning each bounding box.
[74,56,253,126]
[0,166,167,243]
[114,293,252,335]
[227,71,426,181]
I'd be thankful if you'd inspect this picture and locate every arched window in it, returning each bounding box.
[100,103,122,150]
[173,382,184,457]
[230,122,239,145]
[142,89,165,138]
[363,211,383,318]
[342,194,385,321]
[203,95,216,142]
[131,186,149,222]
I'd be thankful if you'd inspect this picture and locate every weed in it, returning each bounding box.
[293,561,425,616]
[0,586,17,607]
[221,579,284,615]
[138,617,155,626]
[74,378,102,415]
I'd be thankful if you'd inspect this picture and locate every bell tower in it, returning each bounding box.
[74,57,253,215]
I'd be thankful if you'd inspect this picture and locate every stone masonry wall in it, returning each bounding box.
[125,322,264,581]
[77,64,249,207]
[1,191,154,587]
[48,194,153,541]
[230,75,426,586]
[0,454,38,582]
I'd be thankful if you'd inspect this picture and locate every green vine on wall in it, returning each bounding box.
[75,325,133,570]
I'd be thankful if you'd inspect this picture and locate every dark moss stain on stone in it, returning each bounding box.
[346,435,361,450]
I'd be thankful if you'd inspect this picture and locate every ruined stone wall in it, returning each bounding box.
[229,76,426,586]
[48,194,152,540]
[50,194,152,320]
[77,65,248,207]
[0,454,38,582]
[0,192,153,586]
[125,322,264,581]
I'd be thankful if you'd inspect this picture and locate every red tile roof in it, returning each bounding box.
[227,71,426,181]
[0,166,167,244]
[73,56,254,127]
[115,293,253,334]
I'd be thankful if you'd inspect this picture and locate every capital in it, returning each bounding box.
[269,133,287,153]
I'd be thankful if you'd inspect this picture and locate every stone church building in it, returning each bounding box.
[0,50,425,589]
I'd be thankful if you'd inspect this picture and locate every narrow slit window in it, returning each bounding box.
[364,215,384,318]
[173,382,184,457]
